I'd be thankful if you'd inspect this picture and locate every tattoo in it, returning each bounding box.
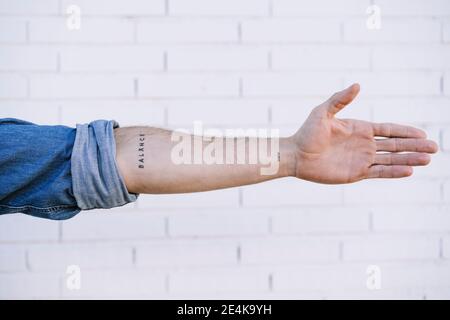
[277,152,280,162]
[138,133,145,169]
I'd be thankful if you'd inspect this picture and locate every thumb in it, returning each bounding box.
[326,83,360,116]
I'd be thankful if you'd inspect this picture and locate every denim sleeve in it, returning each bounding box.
[71,120,139,210]
[0,118,79,220]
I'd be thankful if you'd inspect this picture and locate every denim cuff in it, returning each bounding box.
[71,120,138,210]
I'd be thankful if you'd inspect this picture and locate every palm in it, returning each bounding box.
[292,84,437,184]
[295,111,375,183]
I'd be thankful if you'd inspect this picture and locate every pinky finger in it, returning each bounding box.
[367,165,413,179]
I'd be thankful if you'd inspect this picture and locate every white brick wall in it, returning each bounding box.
[169,0,270,16]
[60,46,164,72]
[343,18,442,43]
[0,0,59,15]
[0,0,449,299]
[137,20,238,44]
[242,19,341,43]
[0,74,28,98]
[59,0,165,16]
[29,18,135,43]
[0,18,27,43]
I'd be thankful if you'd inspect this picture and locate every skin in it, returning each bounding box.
[115,84,438,194]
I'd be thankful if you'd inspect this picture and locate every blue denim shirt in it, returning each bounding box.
[0,118,138,220]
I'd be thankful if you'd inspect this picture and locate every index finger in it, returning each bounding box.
[372,123,427,139]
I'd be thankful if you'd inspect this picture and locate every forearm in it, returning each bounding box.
[114,126,296,194]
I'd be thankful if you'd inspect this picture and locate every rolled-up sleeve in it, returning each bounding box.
[71,120,138,210]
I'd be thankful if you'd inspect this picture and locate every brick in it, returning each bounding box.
[373,46,450,70]
[344,72,441,96]
[168,210,269,237]
[0,273,60,299]
[138,189,239,209]
[271,124,301,137]
[61,210,166,241]
[241,237,340,264]
[343,179,440,205]
[169,268,269,294]
[0,74,27,98]
[270,98,322,126]
[421,125,441,145]
[157,291,319,299]
[61,46,164,72]
[424,287,450,299]
[273,264,366,291]
[443,129,450,151]
[335,96,373,120]
[444,22,450,43]
[273,0,370,16]
[60,0,165,15]
[137,20,238,43]
[242,19,341,43]
[272,207,370,234]
[0,46,57,71]
[29,18,134,43]
[62,269,166,298]
[0,18,27,43]
[274,263,450,291]
[444,181,450,203]
[271,97,372,125]
[136,240,238,267]
[272,45,370,71]
[0,103,59,124]
[0,214,59,242]
[167,46,268,71]
[60,101,165,127]
[445,73,450,96]
[343,18,441,43]
[0,0,58,14]
[372,98,450,124]
[138,74,239,98]
[444,237,450,259]
[413,153,450,178]
[373,206,450,232]
[29,75,134,99]
[242,73,342,97]
[27,244,133,271]
[375,0,450,16]
[169,0,270,16]
[325,288,426,300]
[379,263,450,288]
[242,178,343,206]
[342,235,440,261]
[0,245,27,272]
[167,100,269,126]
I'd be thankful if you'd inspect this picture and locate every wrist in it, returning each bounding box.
[279,137,297,178]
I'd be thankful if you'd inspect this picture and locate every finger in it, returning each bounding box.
[372,123,427,138]
[376,138,438,153]
[374,153,431,166]
[326,83,360,116]
[367,165,413,179]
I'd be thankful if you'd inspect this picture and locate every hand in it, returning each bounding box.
[290,84,438,184]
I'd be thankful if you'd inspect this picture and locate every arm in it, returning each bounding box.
[115,84,438,194]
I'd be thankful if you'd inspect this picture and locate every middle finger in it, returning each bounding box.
[376,138,438,153]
